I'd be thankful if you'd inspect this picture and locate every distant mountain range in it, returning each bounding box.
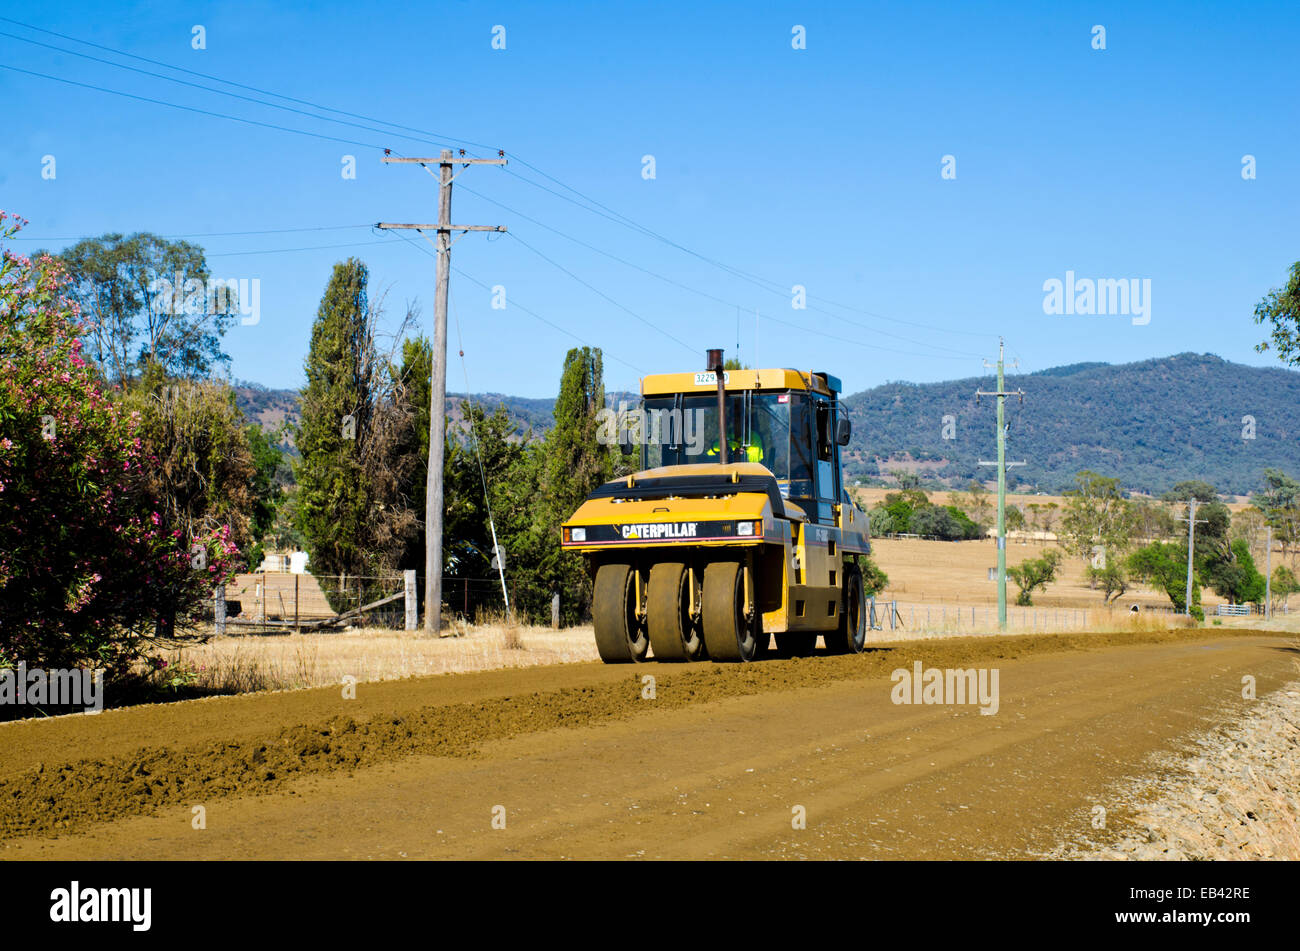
[235,352,1300,495]
[232,385,559,450]
[840,353,1300,495]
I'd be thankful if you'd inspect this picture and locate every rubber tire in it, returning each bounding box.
[824,567,867,654]
[702,561,759,662]
[775,632,817,657]
[592,563,649,663]
[647,562,706,662]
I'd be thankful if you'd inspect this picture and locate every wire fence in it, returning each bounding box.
[870,600,1093,635]
[870,599,1275,634]
[210,572,536,634]
[208,575,1278,638]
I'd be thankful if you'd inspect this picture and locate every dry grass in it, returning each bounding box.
[1084,607,1199,632]
[871,536,1239,614]
[501,618,525,651]
[159,621,598,694]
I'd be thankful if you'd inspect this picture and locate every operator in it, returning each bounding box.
[707,428,765,464]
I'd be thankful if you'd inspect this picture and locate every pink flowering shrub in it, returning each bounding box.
[0,213,239,672]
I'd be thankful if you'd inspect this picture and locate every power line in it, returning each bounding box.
[975,337,1028,631]
[450,293,510,613]
[376,150,507,636]
[2,17,990,351]
[753,306,976,361]
[0,15,494,152]
[506,232,695,355]
[7,224,375,241]
[459,182,981,359]
[497,166,993,343]
[0,62,391,150]
[387,229,643,375]
[207,238,400,257]
[0,28,469,154]
[3,18,988,347]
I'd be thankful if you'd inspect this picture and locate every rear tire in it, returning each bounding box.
[824,567,867,654]
[592,563,649,663]
[702,561,758,662]
[647,562,706,661]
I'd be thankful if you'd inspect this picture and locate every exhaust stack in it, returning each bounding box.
[707,348,727,465]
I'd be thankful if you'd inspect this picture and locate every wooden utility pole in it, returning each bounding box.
[378,149,507,635]
[1266,524,1272,619]
[1175,500,1208,617]
[976,337,1025,631]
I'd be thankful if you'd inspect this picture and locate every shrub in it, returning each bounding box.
[0,213,239,673]
[1007,550,1064,606]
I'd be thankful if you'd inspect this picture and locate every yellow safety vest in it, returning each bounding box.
[709,437,764,463]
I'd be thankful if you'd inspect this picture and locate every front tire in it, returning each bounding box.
[593,563,649,663]
[647,562,706,661]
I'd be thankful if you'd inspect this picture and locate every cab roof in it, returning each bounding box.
[641,368,841,397]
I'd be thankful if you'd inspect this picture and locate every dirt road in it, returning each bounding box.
[1,629,1292,859]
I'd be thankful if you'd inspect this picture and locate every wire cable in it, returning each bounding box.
[386,228,643,374]
[450,292,510,613]
[506,231,695,355]
[459,181,979,359]
[0,17,990,350]
[0,62,388,150]
[0,15,494,152]
[7,224,376,242]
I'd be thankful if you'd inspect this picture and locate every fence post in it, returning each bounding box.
[551,591,560,629]
[404,569,417,631]
[295,573,301,633]
[214,585,226,636]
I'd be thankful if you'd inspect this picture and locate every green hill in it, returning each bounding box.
[840,353,1300,495]
[232,387,632,449]
[235,353,1300,496]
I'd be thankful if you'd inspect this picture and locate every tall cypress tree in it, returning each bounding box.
[536,346,615,621]
[296,259,371,577]
[546,346,612,514]
[391,335,432,571]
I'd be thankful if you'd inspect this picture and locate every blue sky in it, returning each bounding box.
[1,0,1297,398]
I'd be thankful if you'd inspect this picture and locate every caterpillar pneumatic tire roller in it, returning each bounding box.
[561,349,872,663]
